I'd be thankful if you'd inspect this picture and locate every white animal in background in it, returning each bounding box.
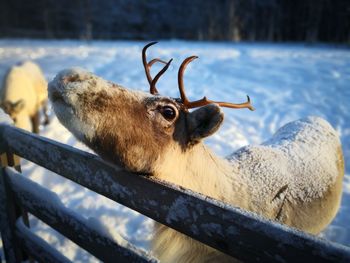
[48,42,344,263]
[0,61,49,133]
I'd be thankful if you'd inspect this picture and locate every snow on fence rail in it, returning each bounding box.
[1,124,350,263]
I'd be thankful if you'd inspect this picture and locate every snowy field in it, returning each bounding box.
[0,39,349,262]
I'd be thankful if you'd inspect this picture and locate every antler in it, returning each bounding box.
[142,42,173,95]
[142,42,255,110]
[178,56,255,111]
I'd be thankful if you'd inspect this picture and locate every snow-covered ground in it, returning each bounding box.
[0,39,349,262]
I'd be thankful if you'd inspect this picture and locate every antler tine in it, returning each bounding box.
[201,95,255,111]
[142,41,172,95]
[177,55,254,111]
[150,59,173,95]
[148,58,168,67]
[142,41,157,85]
[184,94,255,111]
[178,56,198,105]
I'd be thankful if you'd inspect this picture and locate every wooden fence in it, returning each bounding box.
[1,123,350,262]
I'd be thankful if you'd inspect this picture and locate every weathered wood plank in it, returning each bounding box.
[0,167,21,263]
[5,167,157,263]
[1,124,350,262]
[0,146,27,263]
[15,218,72,263]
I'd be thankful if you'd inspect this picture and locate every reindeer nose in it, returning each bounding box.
[49,68,96,106]
[56,68,89,85]
[49,68,89,99]
[62,73,81,84]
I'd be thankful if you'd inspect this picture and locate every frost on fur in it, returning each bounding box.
[49,66,344,263]
[0,61,50,133]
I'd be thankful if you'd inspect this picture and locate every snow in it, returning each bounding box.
[0,39,349,262]
[229,116,341,204]
[0,108,13,126]
[16,218,71,263]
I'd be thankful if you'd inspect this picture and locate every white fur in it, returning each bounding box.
[49,68,150,142]
[0,61,48,131]
[152,116,344,262]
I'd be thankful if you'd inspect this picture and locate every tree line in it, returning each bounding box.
[0,0,349,43]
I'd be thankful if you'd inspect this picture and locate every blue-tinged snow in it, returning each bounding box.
[0,39,349,262]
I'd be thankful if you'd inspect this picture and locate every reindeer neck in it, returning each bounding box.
[153,143,248,203]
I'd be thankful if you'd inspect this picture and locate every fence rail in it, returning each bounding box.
[5,168,155,263]
[1,124,350,262]
[15,218,72,263]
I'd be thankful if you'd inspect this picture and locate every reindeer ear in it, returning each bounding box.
[187,104,224,143]
[12,100,25,113]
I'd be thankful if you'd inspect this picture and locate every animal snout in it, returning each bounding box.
[62,74,81,84]
[57,68,89,85]
[49,68,92,95]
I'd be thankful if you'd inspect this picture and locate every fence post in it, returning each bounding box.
[0,149,27,263]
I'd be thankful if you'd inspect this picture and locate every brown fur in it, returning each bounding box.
[75,88,174,172]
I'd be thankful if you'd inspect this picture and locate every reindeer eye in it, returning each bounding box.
[160,106,177,121]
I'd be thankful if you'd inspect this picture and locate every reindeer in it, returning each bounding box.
[1,61,50,133]
[48,42,344,262]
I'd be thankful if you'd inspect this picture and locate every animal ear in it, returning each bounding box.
[12,100,25,113]
[187,104,224,143]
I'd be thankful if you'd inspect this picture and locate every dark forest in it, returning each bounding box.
[0,0,349,43]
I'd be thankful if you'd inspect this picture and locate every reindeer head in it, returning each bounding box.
[49,42,254,173]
